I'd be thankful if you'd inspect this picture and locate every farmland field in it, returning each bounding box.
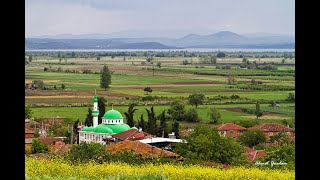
[25,51,295,128]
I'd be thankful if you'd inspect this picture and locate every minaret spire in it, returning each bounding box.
[93,90,99,128]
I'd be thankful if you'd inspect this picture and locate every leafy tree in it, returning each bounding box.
[217,52,226,58]
[237,129,266,147]
[58,52,61,58]
[144,87,153,94]
[208,107,221,124]
[31,138,49,154]
[156,62,161,68]
[25,106,32,119]
[282,59,285,64]
[167,100,186,121]
[44,67,48,71]
[25,57,29,65]
[210,56,217,64]
[98,97,106,124]
[174,124,246,165]
[100,65,112,90]
[242,58,248,63]
[67,142,105,163]
[255,101,263,119]
[138,114,146,131]
[61,84,65,89]
[97,57,100,60]
[270,131,291,145]
[158,110,168,137]
[85,107,93,126]
[28,55,33,62]
[32,80,44,90]
[145,106,157,135]
[71,52,76,58]
[111,55,115,59]
[48,123,69,137]
[188,93,205,108]
[286,93,295,102]
[59,58,62,63]
[171,120,180,138]
[73,119,80,144]
[260,143,295,170]
[182,59,188,65]
[124,103,138,127]
[184,108,201,122]
[54,85,57,90]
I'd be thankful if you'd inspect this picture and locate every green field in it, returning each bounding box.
[26,52,295,127]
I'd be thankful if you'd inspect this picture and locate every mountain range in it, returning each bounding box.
[25,31,295,49]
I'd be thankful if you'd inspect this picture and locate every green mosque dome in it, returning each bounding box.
[94,124,113,134]
[105,124,131,134]
[103,109,123,119]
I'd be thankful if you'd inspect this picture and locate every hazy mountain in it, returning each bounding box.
[26,31,295,49]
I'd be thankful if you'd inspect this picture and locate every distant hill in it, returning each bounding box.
[26,31,295,49]
[25,39,176,49]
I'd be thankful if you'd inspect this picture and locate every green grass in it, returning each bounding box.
[31,103,294,123]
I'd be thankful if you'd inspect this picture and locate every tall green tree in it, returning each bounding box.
[188,93,205,108]
[167,100,186,121]
[138,114,146,131]
[28,55,33,62]
[25,106,32,119]
[255,101,263,119]
[85,108,93,126]
[100,65,112,90]
[172,120,180,138]
[124,103,138,127]
[67,142,105,163]
[261,143,295,170]
[145,106,157,135]
[158,110,168,137]
[208,107,221,124]
[184,108,201,122]
[73,119,80,144]
[237,129,266,148]
[98,97,106,124]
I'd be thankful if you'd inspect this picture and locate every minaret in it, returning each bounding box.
[92,90,99,128]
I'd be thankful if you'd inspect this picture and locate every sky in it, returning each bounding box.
[25,0,295,38]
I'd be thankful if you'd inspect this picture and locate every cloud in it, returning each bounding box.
[26,0,294,37]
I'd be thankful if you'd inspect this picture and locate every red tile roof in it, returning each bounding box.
[112,129,153,141]
[38,137,64,145]
[25,127,35,134]
[216,123,247,131]
[248,123,293,132]
[180,128,194,137]
[106,140,184,160]
[244,147,267,161]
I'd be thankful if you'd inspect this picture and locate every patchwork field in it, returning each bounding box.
[26,52,295,128]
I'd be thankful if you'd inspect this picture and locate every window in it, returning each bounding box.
[230,130,234,134]
[269,132,273,136]
[112,120,113,123]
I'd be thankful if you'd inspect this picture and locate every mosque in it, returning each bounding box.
[78,91,136,144]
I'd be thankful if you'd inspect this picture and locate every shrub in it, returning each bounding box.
[31,139,49,154]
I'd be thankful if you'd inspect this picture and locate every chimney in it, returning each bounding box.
[139,128,142,132]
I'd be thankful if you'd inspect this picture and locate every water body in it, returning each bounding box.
[25,48,295,52]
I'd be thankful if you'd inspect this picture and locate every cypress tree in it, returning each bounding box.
[100,65,111,90]
[85,108,93,126]
[124,103,138,127]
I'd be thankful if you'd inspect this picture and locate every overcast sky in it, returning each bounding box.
[26,0,295,38]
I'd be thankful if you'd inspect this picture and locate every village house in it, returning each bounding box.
[215,123,247,137]
[248,123,295,140]
[110,128,153,143]
[244,146,267,162]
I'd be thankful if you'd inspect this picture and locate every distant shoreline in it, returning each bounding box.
[25,48,295,52]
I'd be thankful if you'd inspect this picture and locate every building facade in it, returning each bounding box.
[78,91,133,145]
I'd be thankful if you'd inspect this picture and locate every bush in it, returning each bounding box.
[183,108,201,122]
[31,139,49,154]
[66,142,106,163]
[142,95,156,101]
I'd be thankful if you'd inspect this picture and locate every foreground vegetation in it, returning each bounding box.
[25,157,294,180]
